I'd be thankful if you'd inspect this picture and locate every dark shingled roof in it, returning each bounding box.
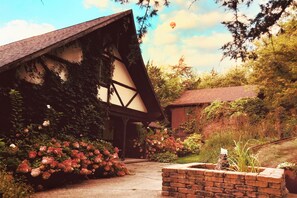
[0,10,131,73]
[169,85,258,107]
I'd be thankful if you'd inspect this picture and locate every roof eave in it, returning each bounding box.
[0,10,132,73]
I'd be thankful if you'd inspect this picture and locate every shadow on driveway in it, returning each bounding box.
[33,162,168,198]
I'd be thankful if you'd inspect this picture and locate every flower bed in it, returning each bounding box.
[13,139,128,190]
[162,163,287,197]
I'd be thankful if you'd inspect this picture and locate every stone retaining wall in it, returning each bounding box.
[162,163,288,198]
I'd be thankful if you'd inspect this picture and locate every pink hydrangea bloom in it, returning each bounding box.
[31,168,41,177]
[28,151,37,159]
[72,142,80,148]
[42,172,51,180]
[41,157,54,165]
[94,149,100,155]
[16,160,31,173]
[39,146,47,152]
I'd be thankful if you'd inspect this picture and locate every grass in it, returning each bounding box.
[175,154,201,164]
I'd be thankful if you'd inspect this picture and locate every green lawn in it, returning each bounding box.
[175,154,201,164]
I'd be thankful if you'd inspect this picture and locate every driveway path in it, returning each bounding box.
[33,162,167,198]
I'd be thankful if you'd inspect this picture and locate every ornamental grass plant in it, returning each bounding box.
[228,140,259,173]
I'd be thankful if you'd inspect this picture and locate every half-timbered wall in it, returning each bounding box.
[16,41,148,113]
[99,45,148,113]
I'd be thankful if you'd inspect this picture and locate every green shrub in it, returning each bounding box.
[150,152,178,163]
[202,101,229,120]
[230,98,268,123]
[0,167,33,198]
[182,133,202,155]
[133,129,183,159]
[198,131,235,163]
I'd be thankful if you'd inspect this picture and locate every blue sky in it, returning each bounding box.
[0,0,261,73]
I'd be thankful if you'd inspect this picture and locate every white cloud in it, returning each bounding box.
[141,7,236,72]
[159,10,232,31]
[152,25,178,45]
[0,20,55,46]
[83,0,109,9]
[183,32,232,50]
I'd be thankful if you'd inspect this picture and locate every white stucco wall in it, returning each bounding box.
[17,62,45,84]
[107,46,148,113]
[52,42,83,64]
[45,58,68,81]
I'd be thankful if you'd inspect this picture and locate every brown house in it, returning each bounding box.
[0,10,163,159]
[167,85,258,136]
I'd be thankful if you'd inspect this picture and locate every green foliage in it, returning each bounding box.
[146,58,200,109]
[182,133,202,155]
[202,101,229,120]
[149,151,177,163]
[133,129,183,160]
[202,98,268,124]
[198,67,250,89]
[228,140,259,173]
[0,167,33,198]
[277,162,297,173]
[9,89,24,135]
[198,131,236,163]
[177,118,199,134]
[230,98,268,123]
[146,64,183,108]
[248,19,297,111]
[198,128,271,163]
[44,105,63,137]
[283,116,297,137]
[2,30,115,139]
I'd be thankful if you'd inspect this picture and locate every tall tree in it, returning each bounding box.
[146,58,199,108]
[247,19,297,110]
[198,67,250,88]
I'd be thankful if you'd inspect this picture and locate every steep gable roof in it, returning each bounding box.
[0,10,164,121]
[0,10,131,73]
[168,85,258,107]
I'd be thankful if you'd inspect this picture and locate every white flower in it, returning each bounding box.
[31,168,41,177]
[46,105,51,109]
[10,144,16,148]
[42,120,50,127]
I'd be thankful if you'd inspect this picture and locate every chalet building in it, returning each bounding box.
[0,10,163,159]
[167,86,258,137]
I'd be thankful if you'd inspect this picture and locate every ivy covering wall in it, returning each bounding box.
[0,26,123,140]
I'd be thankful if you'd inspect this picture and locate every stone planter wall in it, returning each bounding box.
[162,163,287,198]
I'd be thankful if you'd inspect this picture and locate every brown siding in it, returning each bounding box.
[171,105,203,130]
[171,107,187,130]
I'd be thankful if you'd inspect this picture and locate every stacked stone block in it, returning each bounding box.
[162,163,288,198]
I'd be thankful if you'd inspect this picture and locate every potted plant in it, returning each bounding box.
[277,162,297,194]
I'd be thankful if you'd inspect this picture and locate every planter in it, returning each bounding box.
[284,169,297,194]
[162,163,287,198]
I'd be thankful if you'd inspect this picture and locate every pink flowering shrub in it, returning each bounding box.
[133,129,183,160]
[15,138,128,189]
